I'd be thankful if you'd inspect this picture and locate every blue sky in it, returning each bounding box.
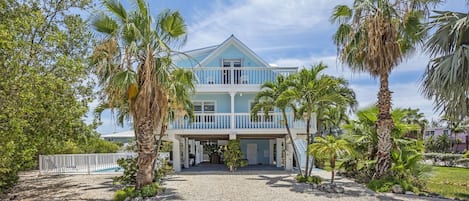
[93,0,467,135]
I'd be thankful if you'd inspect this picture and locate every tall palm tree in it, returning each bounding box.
[309,135,352,184]
[331,0,437,178]
[252,75,303,176]
[422,9,469,120]
[402,108,428,139]
[91,0,189,188]
[285,63,351,176]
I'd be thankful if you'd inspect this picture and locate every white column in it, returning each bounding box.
[189,139,195,154]
[229,132,236,140]
[183,137,189,168]
[172,137,181,172]
[285,136,293,171]
[230,92,236,129]
[276,138,283,168]
[195,141,201,165]
[269,139,275,165]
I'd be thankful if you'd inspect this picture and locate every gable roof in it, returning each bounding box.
[196,35,271,67]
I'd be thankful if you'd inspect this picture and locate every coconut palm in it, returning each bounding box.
[285,63,352,176]
[331,0,437,178]
[309,135,352,184]
[402,108,428,140]
[422,9,469,120]
[91,0,190,188]
[252,75,303,176]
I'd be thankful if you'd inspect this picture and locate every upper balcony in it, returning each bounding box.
[192,67,298,92]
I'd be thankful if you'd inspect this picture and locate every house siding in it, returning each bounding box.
[240,139,270,165]
[205,44,264,67]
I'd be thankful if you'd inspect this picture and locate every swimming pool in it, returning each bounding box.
[94,167,123,172]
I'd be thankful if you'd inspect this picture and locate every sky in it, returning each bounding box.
[93,0,468,135]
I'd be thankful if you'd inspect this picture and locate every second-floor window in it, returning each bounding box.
[194,101,215,123]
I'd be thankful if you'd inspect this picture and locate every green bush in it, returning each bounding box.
[113,183,159,201]
[464,151,469,158]
[295,175,322,184]
[223,140,247,171]
[114,158,138,185]
[367,178,395,192]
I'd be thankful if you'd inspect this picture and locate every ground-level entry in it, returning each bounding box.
[168,133,295,172]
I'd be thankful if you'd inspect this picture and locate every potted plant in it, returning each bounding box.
[223,140,248,171]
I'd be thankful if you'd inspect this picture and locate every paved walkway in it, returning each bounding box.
[157,170,452,201]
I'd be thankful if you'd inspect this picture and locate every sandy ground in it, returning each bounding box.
[2,171,117,201]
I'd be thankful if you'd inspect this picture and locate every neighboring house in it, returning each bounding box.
[424,127,469,152]
[102,130,134,144]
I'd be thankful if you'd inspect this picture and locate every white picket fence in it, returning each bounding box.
[39,152,170,175]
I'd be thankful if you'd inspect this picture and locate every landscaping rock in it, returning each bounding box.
[334,186,345,193]
[405,191,415,195]
[391,184,404,194]
[311,183,318,189]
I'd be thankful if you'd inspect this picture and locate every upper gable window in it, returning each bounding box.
[223,59,242,67]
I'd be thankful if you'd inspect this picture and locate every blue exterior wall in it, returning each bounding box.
[240,139,270,165]
[234,93,256,113]
[205,44,265,67]
[175,53,212,67]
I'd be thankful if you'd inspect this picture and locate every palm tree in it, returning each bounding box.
[422,9,469,120]
[402,108,428,140]
[309,135,352,184]
[252,75,303,175]
[91,0,189,188]
[285,63,352,176]
[442,116,467,153]
[331,0,436,178]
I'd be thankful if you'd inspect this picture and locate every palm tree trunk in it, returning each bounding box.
[152,120,167,179]
[305,117,311,177]
[135,115,157,189]
[282,111,303,176]
[374,72,393,179]
[330,156,336,184]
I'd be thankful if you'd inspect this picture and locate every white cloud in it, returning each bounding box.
[184,0,350,50]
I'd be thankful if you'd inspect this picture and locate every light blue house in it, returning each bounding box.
[167,35,315,172]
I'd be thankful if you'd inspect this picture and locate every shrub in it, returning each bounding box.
[295,175,322,184]
[464,151,469,158]
[367,178,395,192]
[223,140,247,171]
[113,183,159,201]
[114,158,138,185]
[456,158,469,168]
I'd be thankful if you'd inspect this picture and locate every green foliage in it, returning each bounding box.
[113,183,159,201]
[223,140,247,171]
[367,177,419,193]
[114,158,138,185]
[295,175,323,184]
[58,136,119,154]
[0,0,94,192]
[464,150,469,158]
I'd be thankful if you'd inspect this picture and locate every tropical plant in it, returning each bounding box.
[285,63,354,177]
[223,140,248,171]
[91,0,191,188]
[402,108,428,139]
[441,116,467,153]
[309,135,352,184]
[422,9,469,120]
[332,0,438,178]
[252,75,303,175]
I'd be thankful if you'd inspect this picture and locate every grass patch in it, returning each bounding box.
[426,166,469,199]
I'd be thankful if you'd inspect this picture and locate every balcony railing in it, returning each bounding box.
[169,112,310,130]
[192,67,297,85]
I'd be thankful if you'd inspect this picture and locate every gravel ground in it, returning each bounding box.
[1,170,455,201]
[156,170,453,201]
[2,171,117,201]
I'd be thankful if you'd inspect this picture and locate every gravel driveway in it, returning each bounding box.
[156,171,452,201]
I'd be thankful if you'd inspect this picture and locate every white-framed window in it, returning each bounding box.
[249,101,274,122]
[194,101,215,123]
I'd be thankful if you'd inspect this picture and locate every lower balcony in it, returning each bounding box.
[169,113,308,130]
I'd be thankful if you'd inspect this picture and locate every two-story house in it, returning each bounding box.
[166,35,314,172]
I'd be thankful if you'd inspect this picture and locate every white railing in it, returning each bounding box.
[169,113,231,129]
[192,67,297,85]
[39,152,169,174]
[235,113,290,129]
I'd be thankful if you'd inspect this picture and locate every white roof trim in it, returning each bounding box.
[102,130,135,138]
[196,35,271,68]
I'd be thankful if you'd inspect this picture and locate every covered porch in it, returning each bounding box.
[169,133,295,172]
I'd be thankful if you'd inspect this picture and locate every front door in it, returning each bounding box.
[246,143,258,165]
